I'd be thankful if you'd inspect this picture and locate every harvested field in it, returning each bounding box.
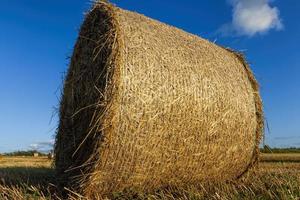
[0,155,299,199]
[261,153,300,162]
[0,156,52,168]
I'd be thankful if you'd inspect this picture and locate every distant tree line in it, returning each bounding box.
[3,150,48,156]
[2,147,300,156]
[260,145,300,153]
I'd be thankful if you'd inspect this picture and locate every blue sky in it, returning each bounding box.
[0,0,299,152]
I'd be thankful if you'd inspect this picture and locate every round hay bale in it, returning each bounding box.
[54,1,263,197]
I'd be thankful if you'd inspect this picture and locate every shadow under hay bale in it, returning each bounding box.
[55,1,263,198]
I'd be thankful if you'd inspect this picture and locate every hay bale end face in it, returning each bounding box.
[55,2,263,197]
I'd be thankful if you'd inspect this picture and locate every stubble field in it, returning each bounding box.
[0,154,299,199]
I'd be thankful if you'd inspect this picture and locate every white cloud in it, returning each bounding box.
[221,0,283,36]
[29,140,54,151]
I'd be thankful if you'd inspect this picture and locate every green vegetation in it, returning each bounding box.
[3,150,47,157]
[260,146,300,153]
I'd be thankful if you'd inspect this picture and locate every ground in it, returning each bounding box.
[0,154,299,199]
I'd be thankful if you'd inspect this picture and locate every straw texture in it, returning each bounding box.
[55,2,263,198]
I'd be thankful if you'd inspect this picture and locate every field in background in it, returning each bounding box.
[0,156,52,168]
[261,153,300,162]
[0,155,299,199]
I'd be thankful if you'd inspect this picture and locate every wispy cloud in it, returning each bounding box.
[274,136,300,140]
[219,0,283,36]
[29,140,54,151]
